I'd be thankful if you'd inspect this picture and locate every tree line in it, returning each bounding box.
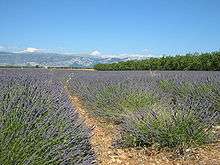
[94,51,220,71]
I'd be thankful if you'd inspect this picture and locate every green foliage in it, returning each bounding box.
[120,92,156,112]
[159,80,175,92]
[91,85,157,122]
[94,51,220,71]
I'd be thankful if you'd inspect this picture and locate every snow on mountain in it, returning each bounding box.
[0,51,147,67]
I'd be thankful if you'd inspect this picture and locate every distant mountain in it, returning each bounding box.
[0,51,145,68]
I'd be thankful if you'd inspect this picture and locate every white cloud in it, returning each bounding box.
[22,47,41,53]
[117,53,146,58]
[0,46,4,50]
[90,50,101,56]
[142,49,149,52]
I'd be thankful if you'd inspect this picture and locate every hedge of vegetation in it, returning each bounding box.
[94,51,220,71]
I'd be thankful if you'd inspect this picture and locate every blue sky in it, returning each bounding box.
[0,0,220,56]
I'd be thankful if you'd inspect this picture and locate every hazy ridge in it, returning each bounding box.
[0,51,144,67]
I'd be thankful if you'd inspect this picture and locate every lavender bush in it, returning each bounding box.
[117,102,218,153]
[0,69,96,165]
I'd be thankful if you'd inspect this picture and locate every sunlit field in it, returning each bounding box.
[1,69,220,164]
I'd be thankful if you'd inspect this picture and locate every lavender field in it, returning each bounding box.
[67,71,220,152]
[0,69,95,164]
[1,69,220,164]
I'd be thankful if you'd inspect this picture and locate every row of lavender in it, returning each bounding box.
[68,71,220,154]
[0,69,96,165]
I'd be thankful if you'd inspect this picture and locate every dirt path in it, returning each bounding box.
[68,95,166,165]
[65,81,220,165]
